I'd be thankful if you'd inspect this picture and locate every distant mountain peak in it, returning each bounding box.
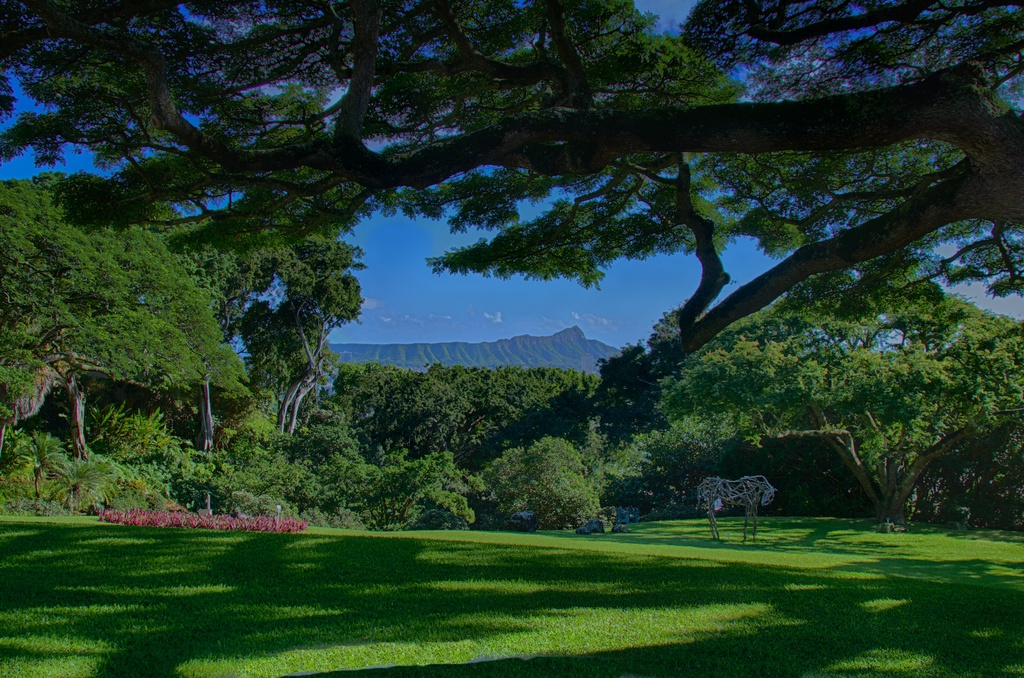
[331,327,619,372]
[554,325,585,338]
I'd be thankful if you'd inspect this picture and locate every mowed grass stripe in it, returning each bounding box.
[0,516,1021,677]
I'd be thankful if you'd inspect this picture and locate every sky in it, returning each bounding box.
[3,0,1021,349]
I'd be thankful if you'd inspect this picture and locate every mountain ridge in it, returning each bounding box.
[330,326,619,373]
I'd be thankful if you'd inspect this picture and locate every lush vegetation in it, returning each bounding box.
[2,3,1024,673]
[97,509,308,532]
[6,0,1024,356]
[0,515,1022,677]
[3,184,1024,532]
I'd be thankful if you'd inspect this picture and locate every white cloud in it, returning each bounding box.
[362,297,383,310]
[428,314,454,321]
[483,311,503,324]
[378,313,425,327]
[571,311,618,329]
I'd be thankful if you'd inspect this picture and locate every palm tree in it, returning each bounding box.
[16,432,68,499]
[50,457,118,512]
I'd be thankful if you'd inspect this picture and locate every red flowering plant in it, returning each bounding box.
[98,509,307,533]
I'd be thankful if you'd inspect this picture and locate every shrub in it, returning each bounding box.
[49,457,119,512]
[485,437,600,530]
[605,421,724,515]
[225,490,296,518]
[406,508,469,531]
[358,450,478,531]
[2,498,71,517]
[98,508,307,532]
[105,488,167,512]
[643,502,706,522]
[300,507,366,530]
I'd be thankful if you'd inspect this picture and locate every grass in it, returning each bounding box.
[0,515,1022,677]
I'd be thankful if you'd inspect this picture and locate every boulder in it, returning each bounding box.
[612,522,628,533]
[509,510,538,533]
[575,518,605,535]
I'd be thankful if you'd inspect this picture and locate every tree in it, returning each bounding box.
[331,362,599,467]
[662,297,1024,523]
[608,420,724,516]
[0,177,242,458]
[17,432,67,499]
[239,237,362,434]
[49,456,118,512]
[178,246,273,451]
[357,449,477,530]
[4,1,1023,349]
[485,436,600,529]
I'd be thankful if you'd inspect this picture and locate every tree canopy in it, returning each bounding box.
[0,176,243,457]
[4,0,1022,348]
[663,296,1024,522]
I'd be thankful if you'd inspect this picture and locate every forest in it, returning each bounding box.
[2,0,1024,534]
[2,175,1023,532]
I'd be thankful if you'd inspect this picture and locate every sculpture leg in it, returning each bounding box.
[707,508,719,540]
[743,505,751,542]
[752,505,758,541]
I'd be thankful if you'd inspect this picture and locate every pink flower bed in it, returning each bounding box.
[98,508,307,533]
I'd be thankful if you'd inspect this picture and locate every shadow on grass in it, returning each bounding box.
[592,517,910,558]
[0,519,1021,678]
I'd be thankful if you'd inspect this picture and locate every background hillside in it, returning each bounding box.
[331,326,619,372]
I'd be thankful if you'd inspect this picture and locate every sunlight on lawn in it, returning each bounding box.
[0,517,1022,678]
[182,603,775,678]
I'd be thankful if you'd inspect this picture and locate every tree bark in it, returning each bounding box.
[64,374,88,460]
[286,377,316,435]
[198,375,214,452]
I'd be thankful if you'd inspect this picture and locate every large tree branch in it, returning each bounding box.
[743,0,1022,46]
[11,10,1014,193]
[799,403,885,509]
[543,0,592,108]
[334,0,381,141]
[432,0,567,87]
[679,164,983,352]
[392,63,1015,189]
[674,158,730,335]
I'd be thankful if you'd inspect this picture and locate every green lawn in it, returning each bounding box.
[0,515,1022,678]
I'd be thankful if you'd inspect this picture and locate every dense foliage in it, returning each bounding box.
[4,0,1024,353]
[663,297,1024,523]
[485,437,601,530]
[0,176,244,458]
[98,508,308,532]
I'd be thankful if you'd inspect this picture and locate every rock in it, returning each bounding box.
[575,518,605,535]
[612,522,628,533]
[946,521,970,532]
[509,510,538,533]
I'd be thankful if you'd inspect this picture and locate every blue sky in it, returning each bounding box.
[3,0,1020,349]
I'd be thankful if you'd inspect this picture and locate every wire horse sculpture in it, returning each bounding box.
[696,476,777,542]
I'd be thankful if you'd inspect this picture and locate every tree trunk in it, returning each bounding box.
[0,423,5,460]
[286,378,316,435]
[276,380,302,433]
[875,496,908,524]
[65,374,88,460]
[198,376,214,452]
